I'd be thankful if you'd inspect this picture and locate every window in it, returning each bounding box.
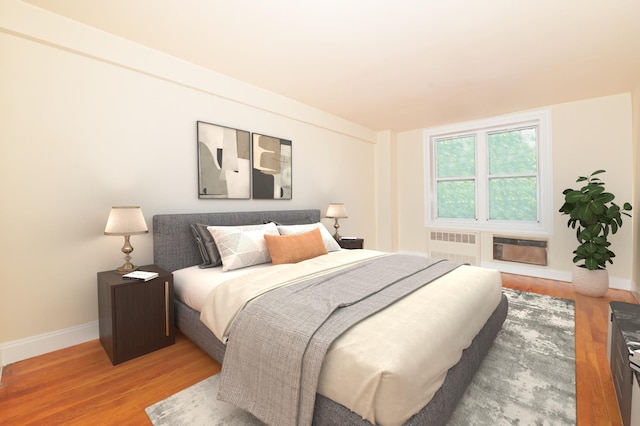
[424,109,552,235]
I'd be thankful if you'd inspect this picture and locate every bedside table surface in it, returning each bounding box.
[98,264,169,282]
[338,238,364,249]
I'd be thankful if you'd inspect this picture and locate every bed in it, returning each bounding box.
[153,209,508,426]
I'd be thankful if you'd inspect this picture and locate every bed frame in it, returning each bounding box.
[153,209,508,426]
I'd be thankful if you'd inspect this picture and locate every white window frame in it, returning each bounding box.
[423,109,553,235]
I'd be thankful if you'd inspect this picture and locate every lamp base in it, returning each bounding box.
[115,234,139,274]
[116,263,139,275]
[333,218,341,241]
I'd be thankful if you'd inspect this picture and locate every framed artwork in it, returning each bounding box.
[197,121,251,199]
[252,133,292,200]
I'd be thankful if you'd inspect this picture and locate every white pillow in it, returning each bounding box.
[207,222,279,271]
[276,223,342,252]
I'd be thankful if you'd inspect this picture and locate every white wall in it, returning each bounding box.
[632,85,640,296]
[395,94,635,287]
[375,130,398,252]
[0,1,377,363]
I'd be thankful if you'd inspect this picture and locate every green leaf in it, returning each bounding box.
[593,236,606,244]
[585,258,599,270]
[580,205,593,222]
[595,192,615,204]
[564,191,584,203]
[588,185,605,195]
[579,228,592,241]
[589,202,604,215]
[587,223,602,234]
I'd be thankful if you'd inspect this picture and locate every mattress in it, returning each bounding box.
[173,262,274,312]
[175,249,502,426]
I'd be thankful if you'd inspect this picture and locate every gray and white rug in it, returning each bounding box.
[146,289,576,425]
[448,289,576,425]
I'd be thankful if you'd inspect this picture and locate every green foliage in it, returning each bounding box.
[489,177,537,221]
[436,136,475,178]
[435,128,539,221]
[488,127,537,175]
[558,170,632,270]
[437,180,476,219]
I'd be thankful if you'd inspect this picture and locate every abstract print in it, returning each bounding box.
[252,133,292,200]
[197,121,251,199]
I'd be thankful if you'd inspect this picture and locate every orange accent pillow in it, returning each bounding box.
[264,228,328,265]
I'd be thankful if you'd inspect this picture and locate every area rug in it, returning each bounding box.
[146,288,576,425]
[448,288,576,425]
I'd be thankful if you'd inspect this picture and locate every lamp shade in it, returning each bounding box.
[104,206,148,235]
[326,203,348,219]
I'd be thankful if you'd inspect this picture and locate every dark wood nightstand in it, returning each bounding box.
[338,238,364,250]
[609,302,640,426]
[97,264,175,365]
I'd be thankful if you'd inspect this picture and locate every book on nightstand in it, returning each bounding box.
[122,270,159,281]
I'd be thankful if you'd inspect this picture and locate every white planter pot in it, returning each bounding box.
[572,265,609,297]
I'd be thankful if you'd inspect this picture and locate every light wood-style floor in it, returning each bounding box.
[1,274,637,426]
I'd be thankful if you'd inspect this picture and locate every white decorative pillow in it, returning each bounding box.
[276,222,342,252]
[207,222,279,271]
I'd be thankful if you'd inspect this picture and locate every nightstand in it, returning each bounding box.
[97,264,175,365]
[338,238,364,250]
[608,302,640,426]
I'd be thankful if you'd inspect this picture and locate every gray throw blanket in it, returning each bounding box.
[217,254,461,426]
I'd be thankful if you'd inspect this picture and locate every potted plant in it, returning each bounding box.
[559,170,632,296]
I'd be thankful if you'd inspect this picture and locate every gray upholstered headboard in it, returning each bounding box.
[152,209,321,272]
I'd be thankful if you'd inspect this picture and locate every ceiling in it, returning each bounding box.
[24,0,640,132]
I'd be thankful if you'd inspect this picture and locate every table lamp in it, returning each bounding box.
[104,206,149,274]
[325,203,348,240]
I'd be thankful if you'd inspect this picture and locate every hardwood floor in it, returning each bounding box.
[0,273,637,425]
[0,332,221,425]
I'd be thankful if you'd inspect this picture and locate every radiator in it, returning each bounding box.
[493,236,548,266]
[428,230,480,266]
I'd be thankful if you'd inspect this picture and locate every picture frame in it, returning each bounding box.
[197,121,251,199]
[251,133,292,200]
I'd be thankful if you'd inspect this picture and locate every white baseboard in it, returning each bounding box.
[0,321,99,368]
[480,260,632,291]
[481,260,571,282]
[397,250,633,291]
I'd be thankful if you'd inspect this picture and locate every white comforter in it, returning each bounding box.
[196,250,502,426]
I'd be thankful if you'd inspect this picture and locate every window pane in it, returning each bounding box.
[436,136,475,178]
[489,177,537,221]
[488,127,537,175]
[437,180,475,219]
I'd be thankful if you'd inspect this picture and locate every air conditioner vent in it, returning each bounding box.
[493,236,547,266]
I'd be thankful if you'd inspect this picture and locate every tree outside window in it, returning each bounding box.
[425,109,552,235]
